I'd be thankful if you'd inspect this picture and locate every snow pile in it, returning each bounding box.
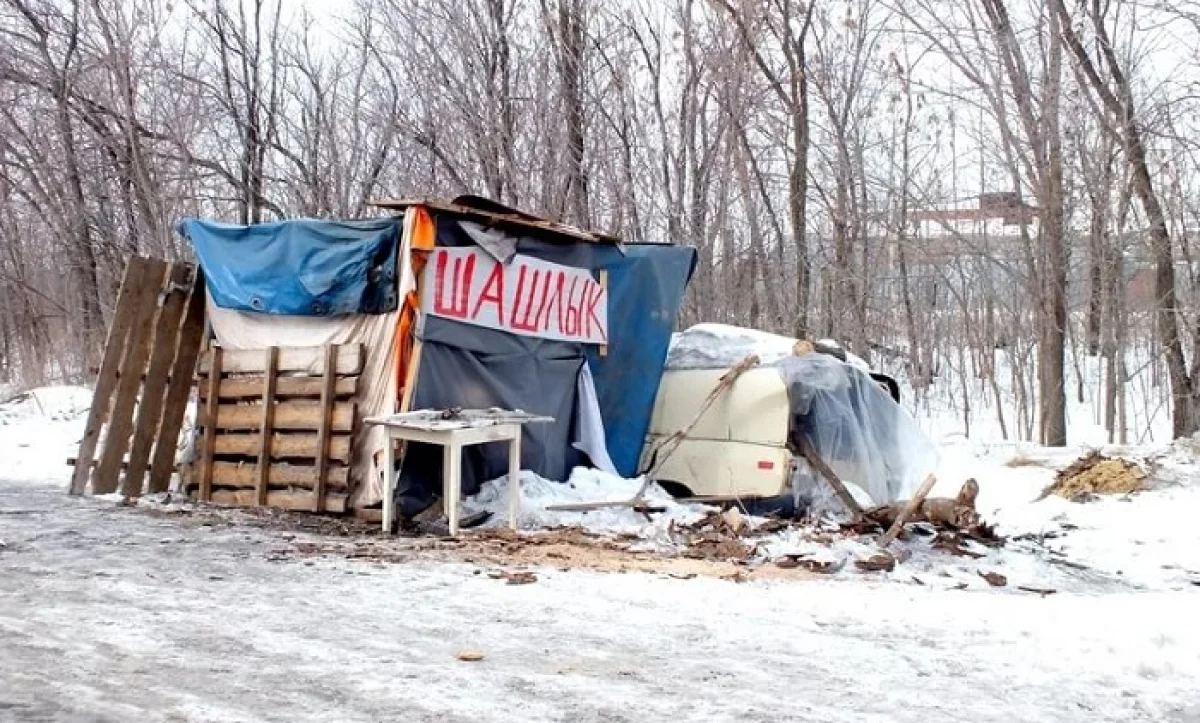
[667,323,871,371]
[465,468,710,543]
[0,385,92,423]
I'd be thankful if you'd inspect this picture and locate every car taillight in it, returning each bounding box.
[757,460,774,470]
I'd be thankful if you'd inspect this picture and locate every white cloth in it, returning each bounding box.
[573,361,617,474]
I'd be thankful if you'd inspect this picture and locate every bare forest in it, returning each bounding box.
[3,0,1200,446]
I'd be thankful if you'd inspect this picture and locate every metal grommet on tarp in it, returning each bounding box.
[250,296,264,311]
[311,301,326,315]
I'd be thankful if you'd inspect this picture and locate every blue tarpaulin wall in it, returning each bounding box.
[177,217,401,315]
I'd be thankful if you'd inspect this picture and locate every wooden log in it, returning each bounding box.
[198,344,363,377]
[202,401,356,432]
[149,266,208,493]
[70,257,150,495]
[208,460,349,489]
[212,432,352,462]
[198,346,222,502]
[124,263,193,498]
[313,343,338,512]
[93,259,169,494]
[202,375,358,400]
[204,488,347,514]
[878,473,938,547]
[255,347,279,506]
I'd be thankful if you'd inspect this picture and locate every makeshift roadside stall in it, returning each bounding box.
[159,196,696,521]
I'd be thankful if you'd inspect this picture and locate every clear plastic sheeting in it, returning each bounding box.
[778,354,938,514]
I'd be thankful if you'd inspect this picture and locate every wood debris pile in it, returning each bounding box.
[1040,452,1146,502]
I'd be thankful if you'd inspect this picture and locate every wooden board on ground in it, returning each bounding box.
[198,345,363,377]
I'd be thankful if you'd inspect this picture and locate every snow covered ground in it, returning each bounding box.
[2,388,1200,722]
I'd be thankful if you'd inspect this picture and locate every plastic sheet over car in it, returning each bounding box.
[778,354,938,513]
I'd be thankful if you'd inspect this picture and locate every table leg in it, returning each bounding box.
[444,441,462,536]
[508,431,521,532]
[382,436,396,534]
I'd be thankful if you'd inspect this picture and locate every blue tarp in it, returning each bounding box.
[178,217,401,315]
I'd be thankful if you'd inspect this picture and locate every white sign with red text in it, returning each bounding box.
[421,246,608,345]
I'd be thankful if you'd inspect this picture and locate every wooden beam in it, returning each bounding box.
[206,460,349,489]
[598,270,609,358]
[69,257,150,495]
[313,343,338,513]
[212,432,351,463]
[148,266,208,493]
[204,488,347,514]
[202,401,356,432]
[93,259,169,494]
[198,344,363,376]
[878,474,938,547]
[255,347,279,506]
[198,346,222,502]
[202,375,357,400]
[796,437,864,519]
[123,263,192,498]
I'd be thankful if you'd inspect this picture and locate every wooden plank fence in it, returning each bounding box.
[186,342,361,513]
[69,257,208,498]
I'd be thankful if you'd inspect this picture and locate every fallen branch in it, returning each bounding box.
[878,473,938,547]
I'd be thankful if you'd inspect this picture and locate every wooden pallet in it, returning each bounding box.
[69,257,208,498]
[186,343,362,513]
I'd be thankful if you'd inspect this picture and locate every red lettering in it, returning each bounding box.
[563,276,581,336]
[432,249,475,319]
[585,282,607,342]
[471,261,505,324]
[540,271,567,334]
[510,265,544,332]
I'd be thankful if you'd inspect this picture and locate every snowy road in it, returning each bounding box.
[2,474,1199,723]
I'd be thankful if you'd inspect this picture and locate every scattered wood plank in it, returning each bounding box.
[207,461,349,489]
[198,346,223,502]
[93,259,169,494]
[69,257,151,495]
[255,347,280,506]
[202,401,356,432]
[313,344,338,513]
[148,267,208,494]
[878,473,938,547]
[198,344,363,377]
[202,375,357,400]
[123,263,193,498]
[212,432,352,462]
[796,437,864,519]
[204,488,347,514]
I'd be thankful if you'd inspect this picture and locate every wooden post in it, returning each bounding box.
[255,346,279,506]
[797,437,865,519]
[123,263,192,498]
[148,267,208,493]
[878,473,938,547]
[313,343,338,512]
[70,257,149,495]
[597,269,609,358]
[198,347,222,502]
[93,259,169,494]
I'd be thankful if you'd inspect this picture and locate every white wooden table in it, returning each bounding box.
[364,409,553,536]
